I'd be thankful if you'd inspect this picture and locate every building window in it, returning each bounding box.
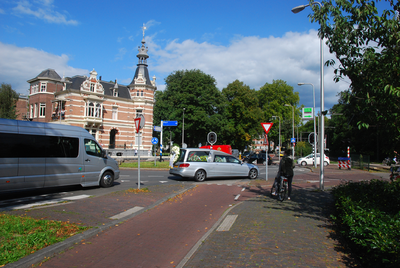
[86,102,102,118]
[113,89,118,97]
[40,83,47,92]
[34,103,38,118]
[141,90,144,96]
[136,109,142,118]
[30,105,33,118]
[31,84,38,94]
[87,102,94,117]
[39,103,46,117]
[90,83,95,92]
[112,107,118,120]
[94,103,101,118]
[136,90,139,97]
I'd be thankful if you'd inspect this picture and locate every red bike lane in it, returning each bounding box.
[39,183,255,268]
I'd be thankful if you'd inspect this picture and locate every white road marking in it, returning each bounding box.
[217,215,238,231]
[241,188,246,191]
[160,181,168,183]
[2,195,91,210]
[110,206,144,220]
[234,194,240,201]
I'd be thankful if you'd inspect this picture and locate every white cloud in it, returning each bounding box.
[12,0,78,25]
[0,42,87,94]
[147,29,349,110]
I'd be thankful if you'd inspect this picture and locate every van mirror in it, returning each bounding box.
[101,150,107,159]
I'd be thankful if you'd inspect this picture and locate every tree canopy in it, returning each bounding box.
[310,0,400,155]
[0,83,18,119]
[153,69,225,148]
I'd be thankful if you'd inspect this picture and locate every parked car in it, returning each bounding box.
[297,153,330,166]
[169,148,259,182]
[243,153,272,165]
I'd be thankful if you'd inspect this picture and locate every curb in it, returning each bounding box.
[6,185,197,268]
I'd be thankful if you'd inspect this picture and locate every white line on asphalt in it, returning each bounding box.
[241,188,245,191]
[1,195,91,210]
[217,215,239,231]
[148,176,164,177]
[234,194,240,201]
[160,181,168,183]
[110,206,144,220]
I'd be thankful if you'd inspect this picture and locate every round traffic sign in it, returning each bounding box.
[151,137,159,144]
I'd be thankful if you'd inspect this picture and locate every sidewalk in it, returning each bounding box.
[183,165,389,267]
[5,165,389,267]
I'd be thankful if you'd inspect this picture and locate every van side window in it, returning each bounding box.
[0,133,78,158]
[187,151,209,162]
[84,139,102,157]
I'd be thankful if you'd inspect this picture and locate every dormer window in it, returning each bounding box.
[90,83,95,92]
[113,89,118,97]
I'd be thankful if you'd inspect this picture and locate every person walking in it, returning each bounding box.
[278,149,295,200]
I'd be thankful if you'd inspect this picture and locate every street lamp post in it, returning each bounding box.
[284,104,295,158]
[182,108,185,148]
[272,116,281,162]
[292,1,325,190]
[298,83,317,168]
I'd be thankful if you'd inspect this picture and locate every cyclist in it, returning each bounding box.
[272,149,294,200]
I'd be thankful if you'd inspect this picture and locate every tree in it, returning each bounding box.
[0,83,18,119]
[220,80,262,151]
[257,80,300,152]
[153,70,225,148]
[310,0,400,156]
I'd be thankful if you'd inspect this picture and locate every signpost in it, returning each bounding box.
[135,115,145,189]
[261,123,274,181]
[160,120,178,162]
[151,137,158,166]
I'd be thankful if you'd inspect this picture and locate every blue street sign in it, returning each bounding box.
[291,138,296,143]
[151,137,159,144]
[163,121,178,127]
[153,126,162,132]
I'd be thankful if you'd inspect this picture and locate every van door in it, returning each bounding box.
[45,136,82,187]
[83,139,106,186]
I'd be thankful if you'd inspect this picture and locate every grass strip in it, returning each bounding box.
[119,161,170,169]
[0,213,88,266]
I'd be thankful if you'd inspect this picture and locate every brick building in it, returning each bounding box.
[26,35,156,151]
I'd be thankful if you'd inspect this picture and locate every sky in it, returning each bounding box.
[0,0,392,113]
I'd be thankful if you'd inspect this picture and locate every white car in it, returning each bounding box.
[297,153,330,166]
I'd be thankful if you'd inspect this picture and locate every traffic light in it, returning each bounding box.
[208,132,217,145]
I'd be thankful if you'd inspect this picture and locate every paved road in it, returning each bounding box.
[36,184,255,268]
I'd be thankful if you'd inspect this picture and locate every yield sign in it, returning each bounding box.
[261,123,273,134]
[134,117,141,133]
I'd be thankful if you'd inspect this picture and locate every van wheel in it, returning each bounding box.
[249,168,258,179]
[194,170,206,182]
[301,161,307,166]
[100,171,114,188]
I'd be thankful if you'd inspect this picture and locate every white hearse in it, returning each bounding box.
[0,118,120,192]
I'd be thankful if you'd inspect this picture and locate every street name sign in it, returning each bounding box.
[153,126,162,132]
[163,121,178,126]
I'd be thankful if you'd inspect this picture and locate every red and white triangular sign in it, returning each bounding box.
[261,123,273,134]
[134,117,141,133]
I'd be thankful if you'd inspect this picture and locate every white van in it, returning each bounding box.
[0,118,120,192]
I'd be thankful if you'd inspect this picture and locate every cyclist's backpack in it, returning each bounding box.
[281,156,293,176]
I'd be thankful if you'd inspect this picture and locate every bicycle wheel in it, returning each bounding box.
[277,181,287,202]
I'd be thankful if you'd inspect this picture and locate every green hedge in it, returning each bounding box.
[331,179,400,267]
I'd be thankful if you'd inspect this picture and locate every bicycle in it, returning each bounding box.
[270,175,288,202]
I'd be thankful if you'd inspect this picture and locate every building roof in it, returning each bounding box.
[27,68,62,82]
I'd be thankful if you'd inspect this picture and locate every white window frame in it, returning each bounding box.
[90,83,95,92]
[112,107,118,120]
[136,109,143,118]
[39,103,46,117]
[34,103,38,118]
[40,83,47,92]
[30,104,34,118]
